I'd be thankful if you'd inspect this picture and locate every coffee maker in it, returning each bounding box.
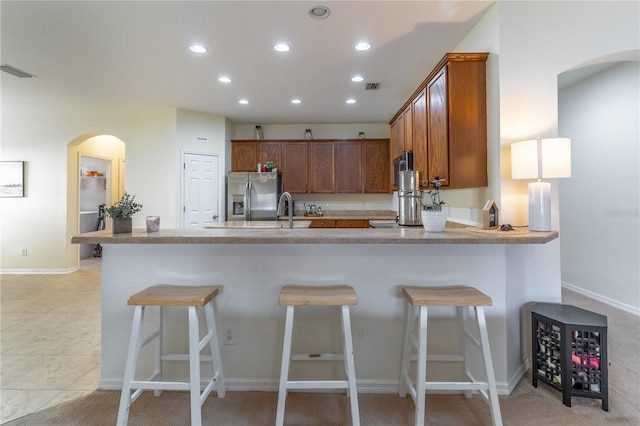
[397,170,423,226]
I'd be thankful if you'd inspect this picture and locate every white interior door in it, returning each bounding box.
[183,153,220,228]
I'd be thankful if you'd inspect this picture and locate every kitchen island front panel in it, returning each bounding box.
[94,240,561,396]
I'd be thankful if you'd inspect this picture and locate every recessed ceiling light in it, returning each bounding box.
[218,76,232,83]
[291,99,302,104]
[189,45,207,53]
[346,99,357,104]
[238,99,249,105]
[308,5,331,19]
[355,42,371,51]
[351,75,364,82]
[274,43,290,52]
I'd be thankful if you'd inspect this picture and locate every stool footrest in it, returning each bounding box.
[161,354,213,362]
[130,380,191,392]
[423,381,489,392]
[291,353,344,361]
[285,380,349,390]
[408,354,465,363]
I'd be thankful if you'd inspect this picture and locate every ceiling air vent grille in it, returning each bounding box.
[365,82,380,91]
[0,64,36,78]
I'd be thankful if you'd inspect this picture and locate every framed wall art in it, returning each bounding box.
[0,161,25,197]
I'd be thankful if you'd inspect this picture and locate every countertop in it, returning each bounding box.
[71,225,557,245]
[287,209,397,221]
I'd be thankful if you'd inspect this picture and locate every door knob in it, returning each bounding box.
[212,215,219,222]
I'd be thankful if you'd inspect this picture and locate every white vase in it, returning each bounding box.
[421,209,447,232]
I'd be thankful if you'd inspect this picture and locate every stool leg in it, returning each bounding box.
[459,306,472,399]
[414,306,428,426]
[341,305,360,426]
[188,306,203,426]
[154,306,163,397]
[276,305,295,426]
[399,302,414,397]
[117,306,145,426]
[204,300,226,397]
[475,306,502,426]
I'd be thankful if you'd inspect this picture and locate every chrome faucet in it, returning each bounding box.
[277,191,293,229]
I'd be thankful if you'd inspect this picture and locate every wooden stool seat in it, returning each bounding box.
[399,285,502,426]
[117,284,225,426]
[128,285,220,307]
[279,284,357,306]
[276,284,360,426]
[402,285,492,307]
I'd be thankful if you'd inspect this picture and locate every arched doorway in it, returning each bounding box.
[66,134,125,270]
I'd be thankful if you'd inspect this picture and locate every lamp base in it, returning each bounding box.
[528,181,551,231]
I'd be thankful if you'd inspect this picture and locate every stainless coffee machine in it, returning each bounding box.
[397,170,423,226]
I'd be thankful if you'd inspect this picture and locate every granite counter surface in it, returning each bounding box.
[71,226,557,245]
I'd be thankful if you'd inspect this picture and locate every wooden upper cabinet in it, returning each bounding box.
[363,140,390,193]
[390,114,404,160]
[412,88,428,188]
[281,142,309,193]
[258,142,281,170]
[336,141,362,193]
[426,66,450,186]
[309,142,336,193]
[403,104,413,152]
[388,52,488,189]
[231,141,258,172]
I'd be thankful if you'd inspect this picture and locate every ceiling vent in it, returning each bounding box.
[365,82,380,91]
[0,64,36,78]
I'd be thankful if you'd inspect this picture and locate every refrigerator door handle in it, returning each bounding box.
[245,180,251,221]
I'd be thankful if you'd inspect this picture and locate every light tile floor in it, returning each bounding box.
[1,258,102,424]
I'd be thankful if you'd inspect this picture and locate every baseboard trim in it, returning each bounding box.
[0,267,78,275]
[562,281,640,317]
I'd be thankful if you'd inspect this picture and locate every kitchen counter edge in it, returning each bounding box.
[71,228,558,245]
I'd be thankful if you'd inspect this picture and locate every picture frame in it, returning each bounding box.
[0,161,25,197]
[482,200,499,229]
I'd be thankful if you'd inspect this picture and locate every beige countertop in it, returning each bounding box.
[206,220,312,229]
[71,225,557,245]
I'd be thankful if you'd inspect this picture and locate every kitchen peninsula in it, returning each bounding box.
[72,226,559,395]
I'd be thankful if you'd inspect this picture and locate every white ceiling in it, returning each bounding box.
[0,1,494,125]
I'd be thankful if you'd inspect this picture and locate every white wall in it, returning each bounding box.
[234,123,389,140]
[559,61,640,313]
[0,107,228,272]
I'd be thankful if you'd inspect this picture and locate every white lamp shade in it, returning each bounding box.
[511,138,572,179]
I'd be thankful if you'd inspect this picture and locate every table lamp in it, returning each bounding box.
[511,137,571,231]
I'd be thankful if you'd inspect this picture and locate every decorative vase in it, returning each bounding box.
[421,208,447,232]
[113,217,132,234]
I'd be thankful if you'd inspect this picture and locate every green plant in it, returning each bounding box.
[426,176,446,212]
[265,160,275,171]
[104,192,143,218]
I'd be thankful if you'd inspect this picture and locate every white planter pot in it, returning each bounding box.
[421,209,447,232]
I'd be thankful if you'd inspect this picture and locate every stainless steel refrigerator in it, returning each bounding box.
[226,171,283,221]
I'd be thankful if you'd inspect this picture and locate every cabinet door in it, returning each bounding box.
[390,114,404,160]
[309,219,336,228]
[412,88,428,188]
[309,142,335,193]
[258,142,281,170]
[403,104,413,152]
[281,142,309,193]
[363,140,390,193]
[336,142,362,193]
[231,141,257,172]
[427,66,450,186]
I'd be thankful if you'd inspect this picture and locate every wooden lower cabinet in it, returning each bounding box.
[308,219,369,228]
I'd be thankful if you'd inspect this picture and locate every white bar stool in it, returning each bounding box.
[117,285,226,426]
[398,285,502,426]
[276,285,360,426]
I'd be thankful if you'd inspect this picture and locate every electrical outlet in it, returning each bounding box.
[21,248,28,256]
[469,208,475,221]
[224,327,236,345]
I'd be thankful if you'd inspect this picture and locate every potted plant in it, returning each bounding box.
[265,160,276,172]
[421,176,447,232]
[104,192,143,234]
